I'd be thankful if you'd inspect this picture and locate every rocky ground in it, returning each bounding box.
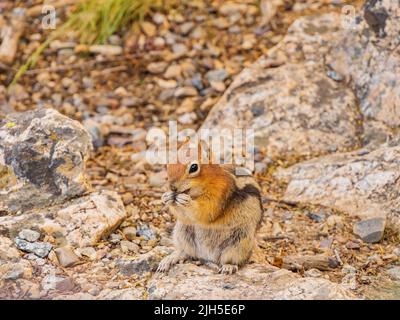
[1,0,400,300]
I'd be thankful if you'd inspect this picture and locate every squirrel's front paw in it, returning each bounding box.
[161,191,175,205]
[157,251,187,273]
[175,193,191,207]
[156,255,174,273]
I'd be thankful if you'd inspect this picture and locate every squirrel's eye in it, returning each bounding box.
[189,163,199,174]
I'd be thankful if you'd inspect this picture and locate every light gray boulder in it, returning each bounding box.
[0,108,92,213]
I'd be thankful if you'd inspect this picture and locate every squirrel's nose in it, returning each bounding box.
[169,183,177,192]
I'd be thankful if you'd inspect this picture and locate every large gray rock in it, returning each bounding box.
[147,263,355,300]
[274,0,400,130]
[200,12,363,162]
[275,140,400,230]
[202,62,361,161]
[203,0,400,164]
[327,0,400,128]
[0,108,92,213]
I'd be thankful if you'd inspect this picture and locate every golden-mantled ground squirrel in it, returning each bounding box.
[158,141,263,274]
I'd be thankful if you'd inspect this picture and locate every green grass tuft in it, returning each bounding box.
[68,0,166,45]
[10,0,169,87]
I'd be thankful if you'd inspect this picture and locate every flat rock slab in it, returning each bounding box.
[0,108,92,213]
[0,190,127,248]
[275,140,400,230]
[147,263,355,300]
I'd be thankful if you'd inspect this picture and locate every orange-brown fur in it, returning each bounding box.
[167,164,234,224]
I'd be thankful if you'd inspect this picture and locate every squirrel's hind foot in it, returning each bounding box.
[219,264,239,275]
[203,261,220,272]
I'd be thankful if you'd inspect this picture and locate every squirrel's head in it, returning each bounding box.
[166,139,234,199]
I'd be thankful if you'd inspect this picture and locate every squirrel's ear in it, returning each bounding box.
[221,164,235,172]
[198,139,231,165]
[177,135,202,164]
[176,135,194,164]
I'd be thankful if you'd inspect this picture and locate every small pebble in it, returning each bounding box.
[54,246,80,268]
[353,217,386,243]
[18,229,40,243]
[120,240,140,253]
[147,62,168,74]
[136,224,157,241]
[122,227,137,241]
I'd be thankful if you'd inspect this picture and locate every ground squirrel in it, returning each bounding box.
[157,141,263,274]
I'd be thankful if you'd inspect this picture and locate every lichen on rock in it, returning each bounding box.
[0,108,93,213]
